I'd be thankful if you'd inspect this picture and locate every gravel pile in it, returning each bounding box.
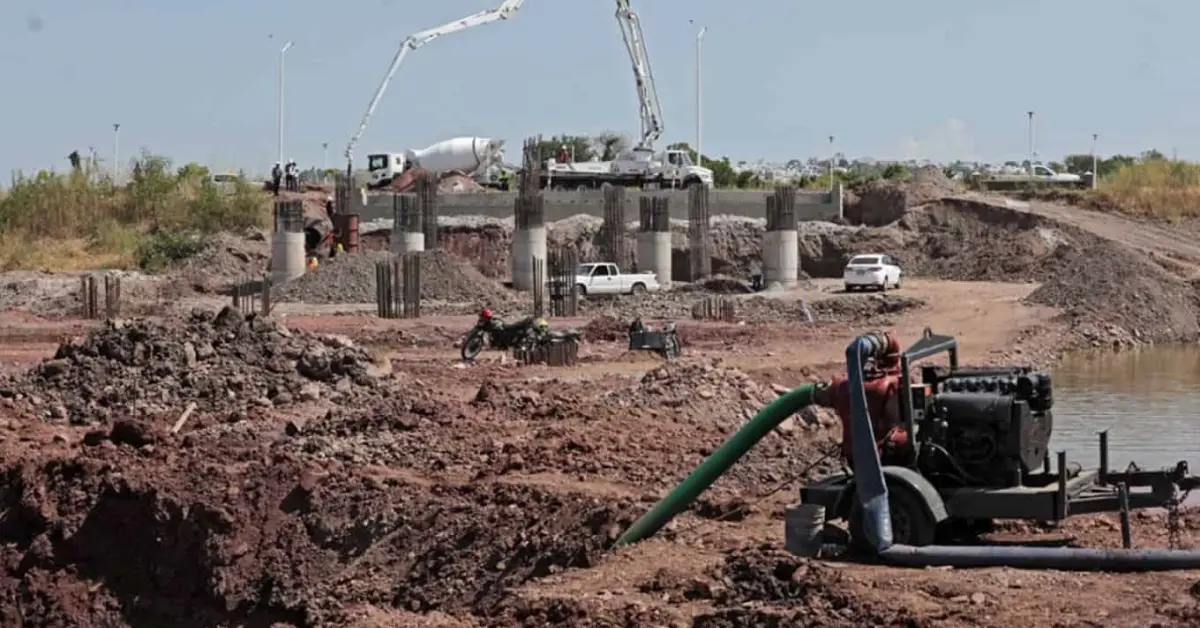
[1026,242,1200,347]
[0,306,381,424]
[275,250,516,306]
[602,360,777,426]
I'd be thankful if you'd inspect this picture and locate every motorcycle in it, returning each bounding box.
[461,315,539,361]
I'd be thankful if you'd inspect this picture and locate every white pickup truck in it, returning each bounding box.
[973,163,1088,189]
[574,262,661,296]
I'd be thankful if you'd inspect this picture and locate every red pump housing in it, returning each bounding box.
[822,332,911,464]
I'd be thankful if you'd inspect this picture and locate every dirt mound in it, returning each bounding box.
[1027,241,1200,347]
[417,249,516,306]
[388,170,485,193]
[275,250,514,307]
[847,166,960,226]
[802,199,1091,281]
[274,250,390,304]
[0,306,380,424]
[629,547,915,626]
[809,294,926,323]
[175,230,271,292]
[581,315,628,342]
[0,437,637,626]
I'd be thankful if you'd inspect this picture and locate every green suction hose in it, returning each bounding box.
[613,383,816,547]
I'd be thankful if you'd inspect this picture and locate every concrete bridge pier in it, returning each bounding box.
[637,196,671,287]
[271,200,306,283]
[391,194,425,254]
[512,195,546,291]
[763,186,799,289]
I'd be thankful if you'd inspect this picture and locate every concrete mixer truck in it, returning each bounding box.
[365,137,506,190]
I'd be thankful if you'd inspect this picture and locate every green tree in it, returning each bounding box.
[591,132,629,161]
[176,162,211,181]
[534,135,594,163]
[881,163,910,180]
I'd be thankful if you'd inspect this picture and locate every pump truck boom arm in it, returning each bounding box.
[615,0,664,150]
[343,0,525,166]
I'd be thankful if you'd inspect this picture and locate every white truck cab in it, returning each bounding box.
[574,262,661,296]
[366,153,407,188]
[611,148,714,187]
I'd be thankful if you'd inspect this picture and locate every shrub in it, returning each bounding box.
[0,151,268,271]
[1091,159,1200,220]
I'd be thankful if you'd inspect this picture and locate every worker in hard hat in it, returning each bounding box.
[285,159,298,191]
[557,144,570,164]
[271,162,283,196]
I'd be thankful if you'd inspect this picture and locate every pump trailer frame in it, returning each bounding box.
[800,330,1200,542]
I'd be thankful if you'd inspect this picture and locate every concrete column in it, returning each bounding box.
[636,231,672,287]
[392,231,424,255]
[637,195,671,287]
[830,183,844,220]
[271,200,306,283]
[762,230,799,288]
[391,194,424,255]
[763,188,799,289]
[512,226,547,291]
[512,194,546,291]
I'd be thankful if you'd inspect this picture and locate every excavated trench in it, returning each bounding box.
[0,449,640,627]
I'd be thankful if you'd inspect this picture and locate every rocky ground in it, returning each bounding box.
[2,182,1200,626]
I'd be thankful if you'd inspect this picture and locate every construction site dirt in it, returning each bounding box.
[3,187,1200,626]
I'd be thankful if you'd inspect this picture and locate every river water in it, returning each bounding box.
[1050,346,1200,480]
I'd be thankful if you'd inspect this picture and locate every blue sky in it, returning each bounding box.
[2,0,1197,176]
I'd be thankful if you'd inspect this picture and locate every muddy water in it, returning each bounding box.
[1050,347,1200,483]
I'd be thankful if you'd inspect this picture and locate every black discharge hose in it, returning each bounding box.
[845,334,1200,571]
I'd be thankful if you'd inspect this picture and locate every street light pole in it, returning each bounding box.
[1091,133,1098,190]
[1026,111,1035,185]
[112,124,120,183]
[694,24,706,166]
[277,41,293,166]
[828,135,835,191]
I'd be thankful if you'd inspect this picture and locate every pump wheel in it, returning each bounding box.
[847,483,936,551]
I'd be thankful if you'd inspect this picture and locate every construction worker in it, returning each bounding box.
[271,162,283,195]
[750,260,763,291]
[284,160,298,192]
[324,195,336,220]
[557,144,570,164]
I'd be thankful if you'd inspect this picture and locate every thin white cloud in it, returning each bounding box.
[898,118,977,162]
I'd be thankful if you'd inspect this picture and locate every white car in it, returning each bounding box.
[843,254,902,292]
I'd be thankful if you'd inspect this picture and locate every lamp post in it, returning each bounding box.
[692,22,706,166]
[1091,133,1098,189]
[1026,111,1035,184]
[112,124,120,183]
[278,40,293,165]
[828,135,835,191]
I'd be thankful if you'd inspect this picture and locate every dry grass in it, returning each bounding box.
[0,155,268,271]
[1090,160,1200,221]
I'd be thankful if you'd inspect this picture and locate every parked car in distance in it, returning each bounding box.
[574,262,661,296]
[843,254,902,292]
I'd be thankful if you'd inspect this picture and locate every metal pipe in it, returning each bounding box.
[613,383,816,547]
[843,333,1200,571]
